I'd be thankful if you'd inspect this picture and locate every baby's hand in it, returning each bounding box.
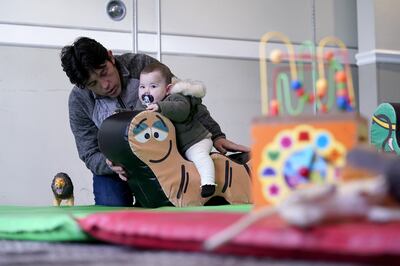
[146,104,159,112]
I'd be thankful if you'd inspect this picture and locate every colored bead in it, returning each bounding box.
[347,95,354,106]
[270,99,279,115]
[336,96,348,110]
[270,49,283,64]
[335,71,347,83]
[336,89,348,97]
[291,80,302,90]
[316,78,328,90]
[296,88,305,97]
[308,94,315,103]
[324,51,334,61]
[319,104,328,113]
[336,83,346,89]
[316,79,328,98]
[307,94,315,103]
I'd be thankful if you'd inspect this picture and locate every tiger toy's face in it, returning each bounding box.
[128,111,177,165]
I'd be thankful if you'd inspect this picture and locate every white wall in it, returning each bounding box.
[357,0,400,120]
[0,0,358,205]
[375,0,400,50]
[0,0,132,31]
[0,46,94,205]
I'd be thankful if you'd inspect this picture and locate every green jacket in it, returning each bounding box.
[158,93,211,153]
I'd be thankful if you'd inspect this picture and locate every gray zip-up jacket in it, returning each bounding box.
[68,53,225,175]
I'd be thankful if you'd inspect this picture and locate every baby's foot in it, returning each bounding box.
[201,185,216,198]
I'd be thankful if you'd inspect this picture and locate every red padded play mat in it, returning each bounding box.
[78,210,400,264]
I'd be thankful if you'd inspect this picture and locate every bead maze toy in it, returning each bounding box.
[260,32,355,115]
[253,32,368,207]
[203,32,371,251]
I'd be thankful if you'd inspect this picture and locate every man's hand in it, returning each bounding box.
[106,159,128,181]
[146,103,159,112]
[213,138,250,154]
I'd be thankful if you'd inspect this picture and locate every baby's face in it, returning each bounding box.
[139,71,168,105]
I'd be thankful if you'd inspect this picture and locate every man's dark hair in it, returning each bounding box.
[60,37,110,89]
[141,62,173,84]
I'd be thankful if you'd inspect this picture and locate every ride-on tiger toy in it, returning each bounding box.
[98,110,252,208]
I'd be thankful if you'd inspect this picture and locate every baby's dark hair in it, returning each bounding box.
[60,37,110,89]
[141,62,173,84]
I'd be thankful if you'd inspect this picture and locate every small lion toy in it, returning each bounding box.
[51,172,74,206]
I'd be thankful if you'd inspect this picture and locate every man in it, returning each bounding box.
[60,37,250,206]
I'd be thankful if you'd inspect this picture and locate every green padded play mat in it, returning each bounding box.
[0,205,251,241]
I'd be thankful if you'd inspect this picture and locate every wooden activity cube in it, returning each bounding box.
[251,113,368,207]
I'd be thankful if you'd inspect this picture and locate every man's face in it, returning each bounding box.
[86,55,121,98]
[139,71,168,105]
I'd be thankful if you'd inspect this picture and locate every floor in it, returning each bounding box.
[0,240,366,266]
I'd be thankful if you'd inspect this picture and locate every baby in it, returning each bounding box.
[138,62,216,198]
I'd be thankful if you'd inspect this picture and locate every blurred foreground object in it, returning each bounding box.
[51,172,74,206]
[277,146,400,226]
[204,147,400,251]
